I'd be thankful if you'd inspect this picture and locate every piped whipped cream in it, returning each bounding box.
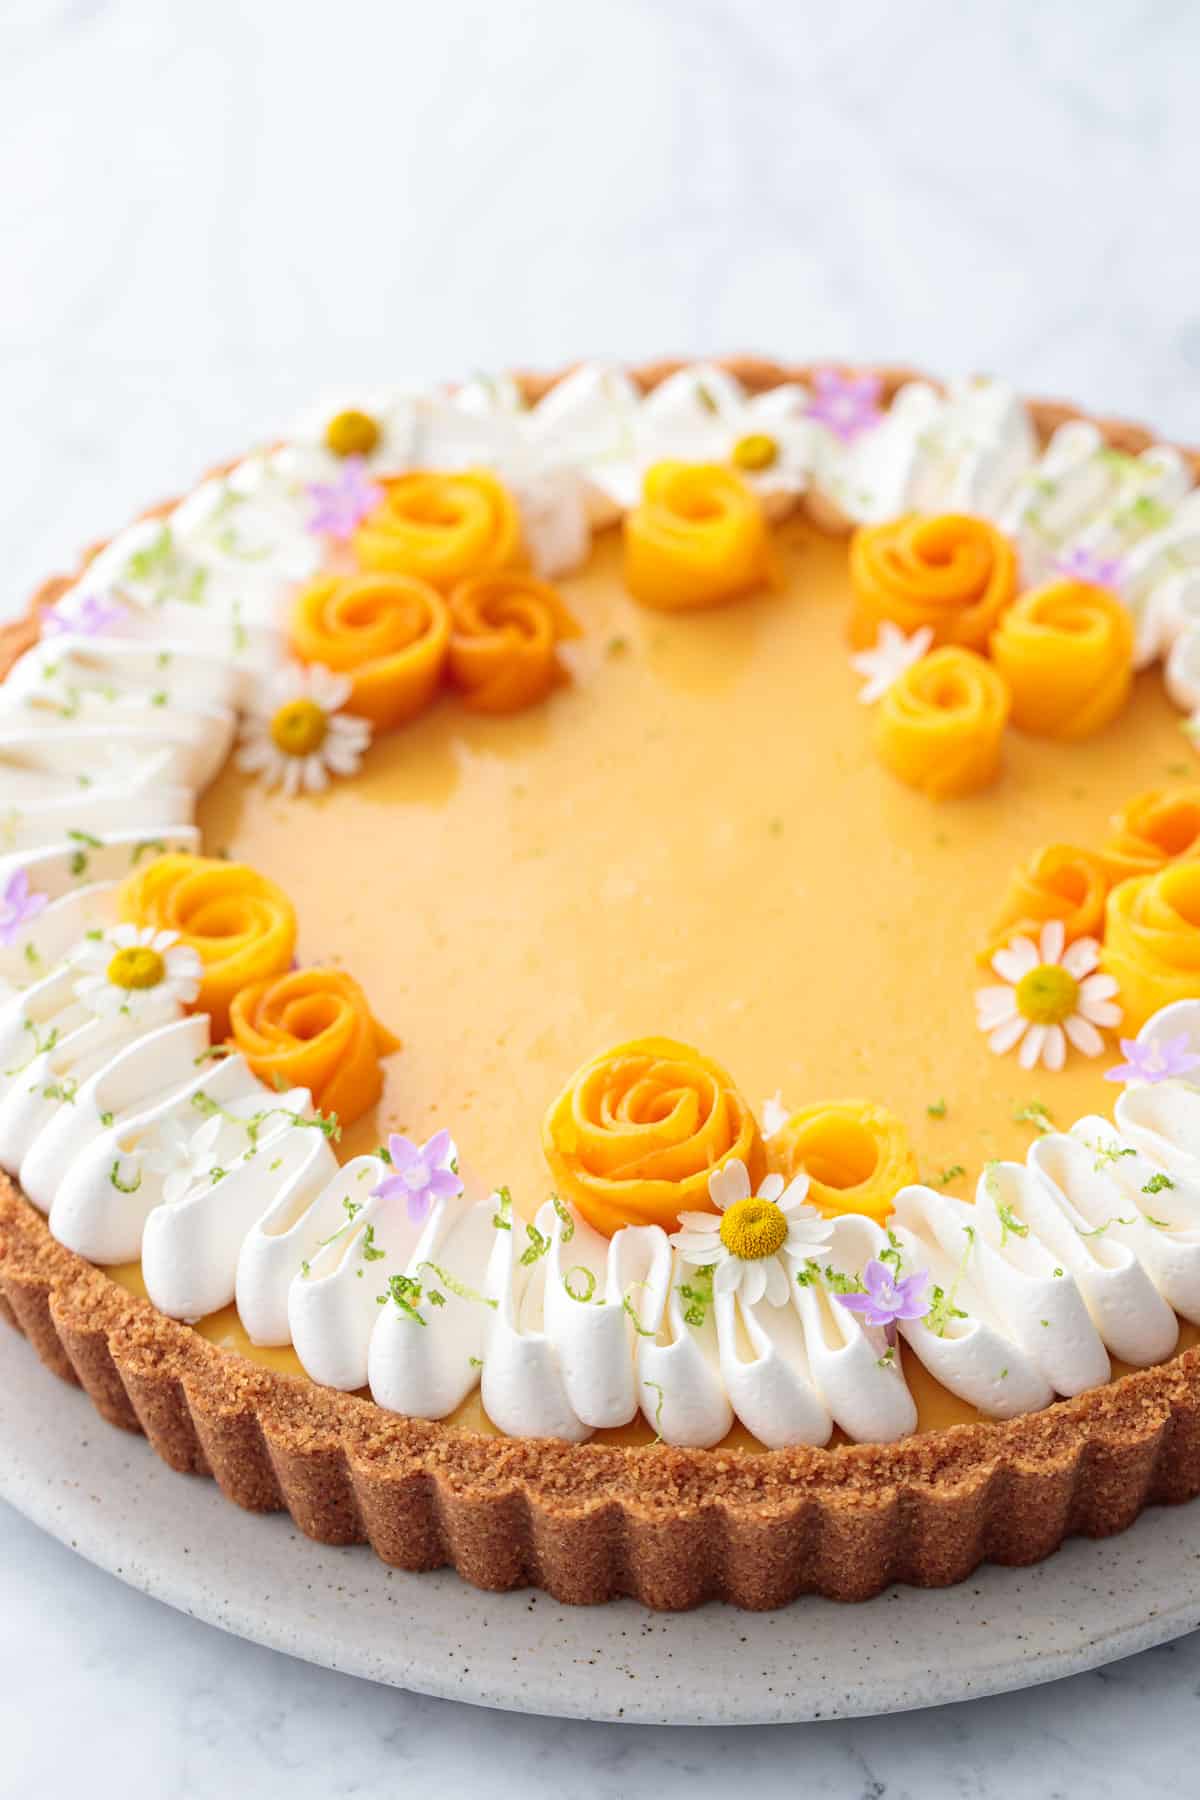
[7,361,1200,1451]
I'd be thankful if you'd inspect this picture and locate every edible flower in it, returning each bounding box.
[1053,545,1124,591]
[836,1259,931,1345]
[143,1114,224,1204]
[850,621,934,704]
[306,457,384,541]
[73,923,202,1020]
[975,920,1121,1071]
[1105,1032,1200,1086]
[42,592,126,637]
[670,1158,831,1307]
[237,663,371,797]
[804,368,883,444]
[371,1129,463,1226]
[0,868,49,947]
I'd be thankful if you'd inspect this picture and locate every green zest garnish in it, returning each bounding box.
[563,1266,598,1303]
[994,1199,1029,1246]
[417,1260,496,1311]
[492,1186,513,1231]
[677,1263,714,1327]
[378,1273,427,1324]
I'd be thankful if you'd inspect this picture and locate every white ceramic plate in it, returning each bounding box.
[3,1322,1200,1725]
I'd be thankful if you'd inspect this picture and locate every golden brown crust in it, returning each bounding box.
[6,359,1200,1610]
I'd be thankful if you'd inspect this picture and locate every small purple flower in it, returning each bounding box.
[1053,545,1125,592]
[306,457,383,541]
[0,869,50,948]
[42,592,126,637]
[370,1129,463,1225]
[837,1259,931,1346]
[1105,1032,1200,1085]
[805,368,883,445]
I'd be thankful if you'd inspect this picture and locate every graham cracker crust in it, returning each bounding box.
[4,357,1200,1611]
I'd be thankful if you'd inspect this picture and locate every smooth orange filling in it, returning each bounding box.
[94,521,1200,1450]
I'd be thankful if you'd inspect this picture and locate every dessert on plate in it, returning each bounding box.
[6,355,1200,1610]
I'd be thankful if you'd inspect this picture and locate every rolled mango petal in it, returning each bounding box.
[289,572,450,732]
[981,843,1111,964]
[848,513,1018,651]
[542,1035,764,1237]
[1102,786,1200,883]
[229,967,399,1130]
[623,461,772,611]
[354,469,523,589]
[766,1099,917,1224]
[873,646,1011,800]
[988,580,1134,739]
[447,571,581,714]
[1101,862,1200,1030]
[118,854,297,1038]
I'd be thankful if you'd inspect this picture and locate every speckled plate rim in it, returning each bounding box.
[4,1327,1200,1724]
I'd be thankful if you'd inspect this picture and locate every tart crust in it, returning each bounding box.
[5,359,1200,1612]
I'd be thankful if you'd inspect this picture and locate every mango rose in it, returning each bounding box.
[623,462,773,611]
[766,1099,917,1224]
[354,469,522,589]
[289,572,450,732]
[543,1036,764,1237]
[981,843,1111,964]
[1102,786,1200,884]
[447,571,581,713]
[229,967,399,1129]
[848,513,1018,651]
[1101,861,1200,1030]
[873,646,1011,800]
[988,580,1134,739]
[118,854,296,1038]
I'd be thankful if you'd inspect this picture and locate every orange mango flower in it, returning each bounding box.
[623,462,773,611]
[989,580,1133,739]
[229,967,399,1129]
[354,469,522,590]
[873,646,1011,800]
[447,571,581,713]
[543,1036,763,1237]
[118,854,296,1038]
[290,571,450,731]
[1102,786,1200,883]
[849,513,1018,651]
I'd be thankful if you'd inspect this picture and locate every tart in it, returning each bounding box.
[6,356,1200,1611]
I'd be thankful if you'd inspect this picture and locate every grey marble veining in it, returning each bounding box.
[4,0,1200,1792]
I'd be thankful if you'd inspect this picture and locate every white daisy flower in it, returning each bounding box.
[850,622,934,704]
[670,1158,832,1307]
[292,390,427,476]
[142,1114,224,1205]
[73,924,202,1020]
[635,366,818,504]
[975,920,1122,1072]
[237,663,371,798]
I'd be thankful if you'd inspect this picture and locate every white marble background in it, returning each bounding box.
[3,0,1200,1791]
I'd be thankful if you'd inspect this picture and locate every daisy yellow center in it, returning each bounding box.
[106,946,166,991]
[324,408,380,458]
[270,698,328,758]
[730,432,778,472]
[718,1196,788,1260]
[1015,962,1079,1026]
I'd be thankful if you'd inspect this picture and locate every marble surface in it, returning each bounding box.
[4,0,1200,1791]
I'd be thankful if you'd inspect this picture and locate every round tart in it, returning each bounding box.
[5,356,1200,1611]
